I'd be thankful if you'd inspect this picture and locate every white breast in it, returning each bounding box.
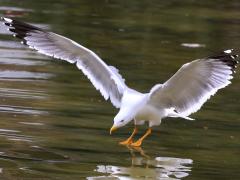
[135,105,167,127]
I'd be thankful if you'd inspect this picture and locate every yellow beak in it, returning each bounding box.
[110,125,117,135]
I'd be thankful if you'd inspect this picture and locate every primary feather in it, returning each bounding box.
[2,17,127,108]
[149,50,238,117]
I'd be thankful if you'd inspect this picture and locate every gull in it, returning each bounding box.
[2,17,239,147]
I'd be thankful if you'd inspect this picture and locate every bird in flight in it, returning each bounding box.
[2,17,239,147]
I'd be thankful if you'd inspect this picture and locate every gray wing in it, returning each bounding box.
[2,17,127,108]
[149,50,238,116]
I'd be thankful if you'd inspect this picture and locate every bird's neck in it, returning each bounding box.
[117,89,149,120]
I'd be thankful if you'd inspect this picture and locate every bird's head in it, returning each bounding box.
[110,89,148,134]
[110,108,134,134]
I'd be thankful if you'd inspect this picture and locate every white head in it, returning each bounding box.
[110,89,147,134]
[110,105,138,134]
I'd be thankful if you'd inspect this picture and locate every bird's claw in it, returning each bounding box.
[119,139,133,146]
[130,140,142,147]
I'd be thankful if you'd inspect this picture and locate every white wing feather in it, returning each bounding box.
[149,50,238,117]
[2,17,127,108]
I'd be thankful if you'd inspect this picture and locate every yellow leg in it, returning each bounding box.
[131,128,152,147]
[119,126,138,145]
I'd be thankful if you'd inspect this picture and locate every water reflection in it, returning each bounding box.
[0,105,47,115]
[0,70,52,80]
[0,6,33,12]
[181,43,206,48]
[90,147,192,180]
[0,127,33,142]
[0,88,46,99]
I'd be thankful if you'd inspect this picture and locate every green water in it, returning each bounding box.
[0,0,239,179]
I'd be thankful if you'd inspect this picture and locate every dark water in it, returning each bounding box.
[0,0,239,179]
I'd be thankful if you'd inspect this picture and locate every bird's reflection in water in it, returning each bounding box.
[88,146,193,180]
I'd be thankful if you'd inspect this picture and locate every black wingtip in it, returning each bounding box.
[2,17,43,41]
[209,49,239,73]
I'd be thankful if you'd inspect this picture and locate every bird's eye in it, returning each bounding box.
[120,120,124,123]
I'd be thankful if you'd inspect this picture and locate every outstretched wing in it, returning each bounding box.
[149,50,238,117]
[2,17,127,108]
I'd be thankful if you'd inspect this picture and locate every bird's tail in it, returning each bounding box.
[167,108,195,120]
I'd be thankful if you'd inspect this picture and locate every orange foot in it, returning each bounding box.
[119,127,138,146]
[131,139,143,147]
[130,128,152,147]
[119,138,133,145]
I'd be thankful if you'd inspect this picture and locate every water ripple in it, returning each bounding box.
[0,88,47,99]
[0,70,53,80]
[90,147,192,180]
[19,122,44,126]
[0,105,47,115]
[0,57,46,66]
[0,6,33,12]
[0,128,33,143]
[181,43,206,48]
[0,128,20,133]
[92,155,192,180]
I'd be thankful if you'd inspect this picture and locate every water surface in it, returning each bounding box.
[0,0,239,179]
